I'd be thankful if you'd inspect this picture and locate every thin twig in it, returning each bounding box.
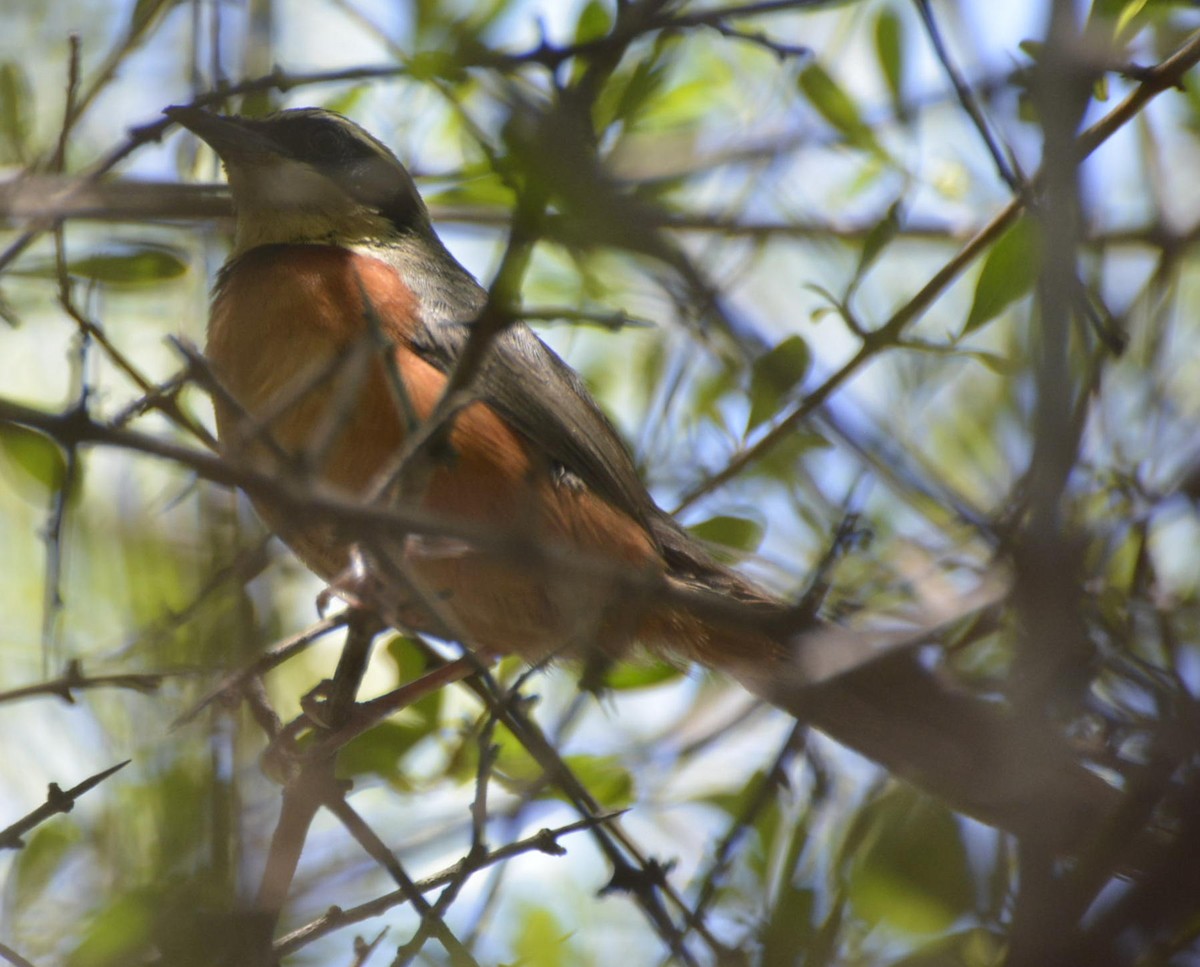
[0,761,130,850]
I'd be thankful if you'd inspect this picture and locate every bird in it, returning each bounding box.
[166,104,1113,845]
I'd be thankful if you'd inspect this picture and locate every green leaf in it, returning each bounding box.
[843,786,974,936]
[18,242,189,288]
[574,0,613,44]
[0,423,68,497]
[688,515,765,553]
[748,335,811,431]
[762,884,818,965]
[962,217,1040,335]
[129,0,176,37]
[1114,0,1151,37]
[512,905,572,967]
[855,200,903,284]
[558,753,635,808]
[321,85,369,118]
[799,62,882,155]
[603,660,682,690]
[494,738,634,808]
[407,49,463,83]
[70,244,189,286]
[875,8,905,111]
[891,927,1004,967]
[336,714,436,787]
[68,892,155,967]
[0,62,31,164]
[8,823,79,917]
[758,429,831,483]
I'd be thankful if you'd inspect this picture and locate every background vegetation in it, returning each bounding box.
[2,0,1200,964]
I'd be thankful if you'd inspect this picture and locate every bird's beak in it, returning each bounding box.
[165,106,278,163]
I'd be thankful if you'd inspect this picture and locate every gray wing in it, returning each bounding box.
[410,312,657,530]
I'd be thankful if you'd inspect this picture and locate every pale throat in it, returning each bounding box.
[226,159,394,255]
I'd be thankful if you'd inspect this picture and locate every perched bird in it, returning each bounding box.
[167,105,1111,844]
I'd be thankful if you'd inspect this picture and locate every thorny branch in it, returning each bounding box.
[0,761,130,850]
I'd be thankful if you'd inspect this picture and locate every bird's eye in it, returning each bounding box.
[307,126,344,159]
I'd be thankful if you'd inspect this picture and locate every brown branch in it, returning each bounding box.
[0,942,38,967]
[0,660,161,707]
[275,811,625,956]
[0,760,130,850]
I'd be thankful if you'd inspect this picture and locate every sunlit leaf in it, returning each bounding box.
[336,717,434,788]
[574,0,612,44]
[875,8,905,112]
[68,892,155,967]
[891,926,1004,967]
[1115,0,1151,37]
[7,824,80,917]
[689,514,765,553]
[748,335,811,431]
[962,217,1040,335]
[407,49,464,82]
[603,660,682,690]
[0,62,30,164]
[0,423,68,498]
[855,200,903,284]
[495,738,634,808]
[843,786,974,935]
[799,62,883,155]
[556,754,634,808]
[762,884,818,965]
[129,0,171,35]
[18,242,189,288]
[321,85,369,117]
[758,429,831,483]
[512,905,572,967]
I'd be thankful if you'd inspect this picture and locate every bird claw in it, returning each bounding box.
[316,544,377,617]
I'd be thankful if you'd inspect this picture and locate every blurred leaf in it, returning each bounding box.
[426,169,517,210]
[336,711,438,787]
[799,62,883,155]
[855,200,903,285]
[762,884,817,966]
[692,361,738,424]
[18,242,189,288]
[1115,0,1151,37]
[0,423,68,498]
[129,0,178,37]
[689,514,765,553]
[637,76,718,131]
[891,926,1004,967]
[68,893,154,967]
[748,335,811,431]
[557,754,634,808]
[962,350,1011,374]
[574,0,613,44]
[963,217,1040,335]
[0,62,31,164]
[603,660,682,690]
[759,429,830,483]
[494,736,634,808]
[407,49,466,83]
[385,633,434,679]
[321,85,369,117]
[596,56,667,131]
[843,786,973,936]
[875,8,905,112]
[6,823,80,918]
[512,905,572,967]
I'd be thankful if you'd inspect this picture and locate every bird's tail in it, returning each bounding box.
[647,517,1115,848]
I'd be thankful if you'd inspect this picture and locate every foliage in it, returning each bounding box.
[1,1,1199,965]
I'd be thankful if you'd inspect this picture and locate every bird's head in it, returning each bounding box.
[166,106,431,255]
